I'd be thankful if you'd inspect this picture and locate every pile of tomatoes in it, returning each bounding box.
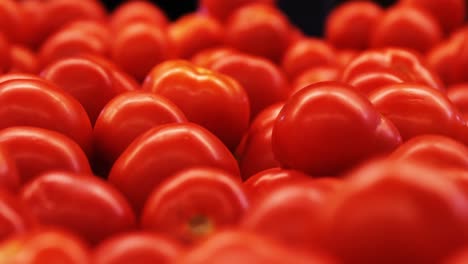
[2,0,468,263]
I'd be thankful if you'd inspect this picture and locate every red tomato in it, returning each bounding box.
[41,57,128,124]
[0,79,93,154]
[281,38,336,79]
[141,167,247,244]
[272,81,402,176]
[17,0,44,49]
[0,146,20,192]
[0,127,92,184]
[93,91,187,167]
[448,83,468,119]
[199,0,275,22]
[315,159,468,264]
[0,34,11,74]
[236,103,283,179]
[0,73,43,84]
[369,83,465,142]
[169,14,224,59]
[226,3,292,63]
[142,60,250,150]
[0,229,90,264]
[175,229,336,264]
[112,22,174,82]
[191,47,239,68]
[325,1,383,50]
[209,53,289,118]
[291,66,340,95]
[0,190,36,241]
[93,232,183,264]
[342,48,445,95]
[110,0,169,31]
[8,45,39,74]
[0,0,27,44]
[400,0,466,34]
[445,248,468,264]
[21,171,136,245]
[336,49,359,68]
[391,135,468,170]
[370,6,443,53]
[109,123,240,213]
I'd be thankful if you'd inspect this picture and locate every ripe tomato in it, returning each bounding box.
[445,247,468,264]
[8,45,39,74]
[0,34,11,74]
[92,232,183,264]
[291,65,340,95]
[0,190,36,241]
[0,146,19,192]
[109,0,168,31]
[199,0,275,22]
[191,47,238,68]
[141,167,247,244]
[0,229,90,264]
[169,14,224,59]
[0,0,27,44]
[109,123,240,213]
[142,60,250,150]
[21,171,136,245]
[448,83,468,119]
[0,79,93,154]
[325,1,383,50]
[272,81,402,176]
[17,0,44,49]
[0,127,92,184]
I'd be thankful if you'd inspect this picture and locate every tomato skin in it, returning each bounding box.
[272,81,402,176]
[110,0,168,31]
[169,14,224,59]
[243,168,310,198]
[0,229,90,264]
[21,171,136,245]
[445,248,468,264]
[448,83,468,119]
[370,6,443,53]
[0,190,36,242]
[112,22,174,82]
[191,47,238,68]
[143,60,250,150]
[8,45,39,74]
[281,38,336,79]
[0,0,27,44]
[291,66,340,95]
[369,83,465,142]
[109,123,240,213]
[0,146,20,192]
[226,3,292,63]
[0,34,11,74]
[93,91,187,168]
[141,167,247,244]
[199,0,275,22]
[325,1,383,50]
[315,159,468,264]
[0,127,92,184]
[0,79,93,154]
[209,53,289,118]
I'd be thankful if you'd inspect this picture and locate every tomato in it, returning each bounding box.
[175,229,336,264]
[369,83,465,142]
[281,38,336,79]
[191,47,238,68]
[336,49,359,68]
[0,73,43,84]
[445,248,468,264]
[112,22,174,82]
[17,0,44,49]
[93,91,187,168]
[141,167,247,244]
[315,159,468,264]
[291,65,340,95]
[0,34,10,74]
[0,146,20,192]
[169,14,224,59]
[21,171,136,245]
[0,229,90,264]
[110,0,169,31]
[370,6,443,53]
[399,0,466,34]
[226,3,292,63]
[0,190,36,241]
[0,127,92,184]
[209,53,289,118]
[448,83,468,119]
[41,57,128,124]
[199,0,275,22]
[342,48,445,95]
[92,232,183,264]
[0,79,93,154]
[236,103,283,179]
[8,45,39,74]
[272,81,402,176]
[142,60,250,150]
[109,123,240,213]
[0,0,27,44]
[325,1,383,50]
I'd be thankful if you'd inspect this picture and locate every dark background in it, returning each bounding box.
[102,0,397,36]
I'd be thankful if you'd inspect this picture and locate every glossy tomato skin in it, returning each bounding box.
[0,0,28,45]
[109,123,241,213]
[92,232,183,264]
[236,103,283,179]
[199,0,275,22]
[0,190,36,241]
[272,81,402,176]
[143,60,250,150]
[369,83,466,142]
[0,146,19,192]
[445,248,468,264]
[191,47,238,68]
[8,45,39,74]
[448,83,468,119]
[0,79,93,154]
[0,34,11,74]
[169,14,224,59]
[315,159,468,264]
[21,171,136,245]
[209,53,289,119]
[109,0,168,31]
[291,65,340,95]
[370,6,443,53]
[0,127,92,184]
[141,167,247,244]
[93,91,187,167]
[325,1,383,50]
[225,3,292,63]
[0,228,90,264]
